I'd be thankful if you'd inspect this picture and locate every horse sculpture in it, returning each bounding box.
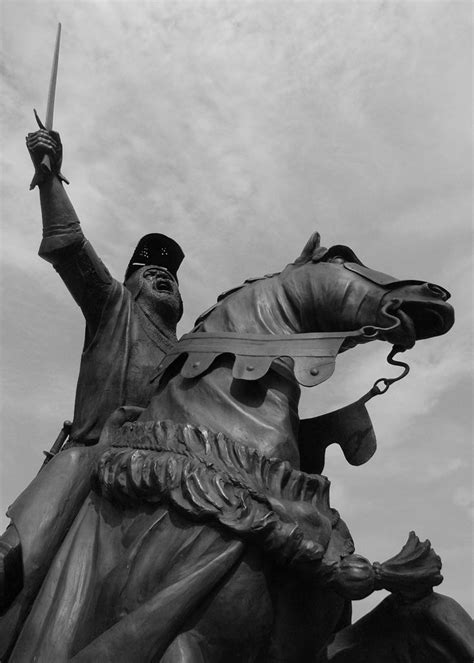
[5,232,462,662]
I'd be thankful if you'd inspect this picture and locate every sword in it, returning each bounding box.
[30,23,63,189]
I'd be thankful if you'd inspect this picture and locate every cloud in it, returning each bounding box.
[1,0,472,616]
[453,486,474,519]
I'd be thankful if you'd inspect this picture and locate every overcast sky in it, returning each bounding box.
[0,1,472,619]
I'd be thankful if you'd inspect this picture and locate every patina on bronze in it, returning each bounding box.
[1,37,472,659]
[3,219,471,662]
[24,125,185,449]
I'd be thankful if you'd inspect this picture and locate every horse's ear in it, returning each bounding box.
[294,232,328,264]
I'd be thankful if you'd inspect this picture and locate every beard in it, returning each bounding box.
[137,281,183,329]
[125,267,184,332]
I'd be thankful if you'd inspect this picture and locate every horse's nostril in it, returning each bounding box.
[426,283,449,300]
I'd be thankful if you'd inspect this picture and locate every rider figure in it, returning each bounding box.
[29,127,184,447]
[0,127,184,636]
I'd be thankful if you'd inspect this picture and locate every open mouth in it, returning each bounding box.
[397,302,453,340]
[154,278,174,293]
[151,270,176,293]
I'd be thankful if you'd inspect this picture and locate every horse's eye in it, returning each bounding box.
[330,256,345,264]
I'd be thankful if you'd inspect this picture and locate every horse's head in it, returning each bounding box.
[280,232,454,350]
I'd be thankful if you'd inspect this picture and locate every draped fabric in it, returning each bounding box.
[70,280,173,443]
[0,284,175,658]
[0,446,102,660]
[39,230,175,445]
[93,419,353,566]
[7,423,354,662]
[10,492,245,662]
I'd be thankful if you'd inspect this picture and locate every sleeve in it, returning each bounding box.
[39,223,117,341]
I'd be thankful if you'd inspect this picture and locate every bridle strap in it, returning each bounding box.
[151,306,403,389]
[370,346,410,397]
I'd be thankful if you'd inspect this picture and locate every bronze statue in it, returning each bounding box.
[2,201,472,659]
[1,33,472,658]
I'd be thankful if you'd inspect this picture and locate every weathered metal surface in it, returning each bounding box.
[0,127,469,662]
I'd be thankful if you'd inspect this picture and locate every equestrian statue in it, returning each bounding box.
[0,32,472,660]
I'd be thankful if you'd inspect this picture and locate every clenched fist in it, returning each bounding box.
[26,111,68,189]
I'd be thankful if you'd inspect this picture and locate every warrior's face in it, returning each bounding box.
[126,265,183,325]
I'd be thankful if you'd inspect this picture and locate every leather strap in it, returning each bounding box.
[152,326,376,388]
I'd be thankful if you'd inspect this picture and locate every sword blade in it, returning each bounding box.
[44,22,61,130]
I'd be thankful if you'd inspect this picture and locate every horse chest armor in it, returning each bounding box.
[152,330,366,388]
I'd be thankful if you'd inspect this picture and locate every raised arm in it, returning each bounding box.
[26,129,116,338]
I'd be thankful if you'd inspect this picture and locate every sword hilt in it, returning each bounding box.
[29,109,69,189]
[40,420,72,471]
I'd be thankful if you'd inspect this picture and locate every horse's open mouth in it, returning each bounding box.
[382,300,454,347]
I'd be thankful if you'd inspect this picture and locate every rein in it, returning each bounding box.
[371,345,410,396]
[297,345,411,470]
[152,303,409,390]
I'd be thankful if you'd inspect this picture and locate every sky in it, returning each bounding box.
[0,1,472,621]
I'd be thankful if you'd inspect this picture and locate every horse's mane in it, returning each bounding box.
[193,272,280,329]
[192,231,344,330]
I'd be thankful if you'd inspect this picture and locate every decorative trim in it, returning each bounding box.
[92,419,353,567]
[152,328,373,387]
